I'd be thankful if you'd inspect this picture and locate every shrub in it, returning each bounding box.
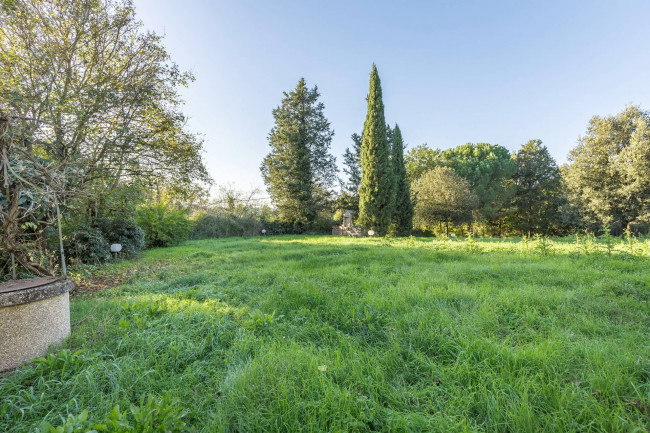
[95,217,145,256]
[64,226,111,264]
[136,204,192,248]
[257,219,295,235]
[192,213,262,239]
[306,216,335,234]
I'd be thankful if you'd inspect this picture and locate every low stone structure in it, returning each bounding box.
[0,278,73,372]
[332,210,365,237]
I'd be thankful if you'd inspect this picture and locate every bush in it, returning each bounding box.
[64,226,111,264]
[192,213,262,239]
[306,216,335,234]
[95,217,145,256]
[136,204,192,248]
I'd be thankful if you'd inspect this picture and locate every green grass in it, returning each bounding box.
[2,235,649,432]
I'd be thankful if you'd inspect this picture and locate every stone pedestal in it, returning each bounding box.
[0,278,73,372]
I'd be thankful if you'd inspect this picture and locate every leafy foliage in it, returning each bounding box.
[564,105,650,234]
[99,395,186,433]
[442,143,517,224]
[136,204,192,248]
[404,144,442,184]
[38,394,185,433]
[192,213,262,238]
[65,226,111,264]
[95,218,145,256]
[340,132,362,201]
[0,0,210,276]
[412,166,478,236]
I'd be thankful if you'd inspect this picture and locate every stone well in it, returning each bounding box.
[0,277,73,372]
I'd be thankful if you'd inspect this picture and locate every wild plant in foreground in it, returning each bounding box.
[534,234,552,256]
[38,394,185,433]
[599,225,616,256]
[624,229,639,256]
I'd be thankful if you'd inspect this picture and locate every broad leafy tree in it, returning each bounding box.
[0,0,209,275]
[412,167,478,237]
[261,78,336,228]
[442,143,516,226]
[563,105,650,233]
[391,125,413,236]
[358,64,394,235]
[405,144,442,184]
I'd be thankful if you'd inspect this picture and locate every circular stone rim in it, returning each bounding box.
[0,279,74,308]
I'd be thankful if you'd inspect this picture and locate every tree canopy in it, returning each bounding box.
[412,166,478,236]
[261,78,336,228]
[509,140,562,235]
[405,144,442,184]
[563,105,650,233]
[441,143,517,225]
[0,0,209,275]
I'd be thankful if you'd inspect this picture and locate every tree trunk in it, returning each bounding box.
[2,185,52,277]
[1,118,52,277]
[445,220,449,237]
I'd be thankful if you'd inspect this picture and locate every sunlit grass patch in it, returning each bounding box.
[1,235,649,432]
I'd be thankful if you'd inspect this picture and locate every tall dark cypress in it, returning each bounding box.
[391,124,413,235]
[358,64,393,235]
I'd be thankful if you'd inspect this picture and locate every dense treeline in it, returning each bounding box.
[263,66,650,238]
[263,65,415,236]
[402,105,650,237]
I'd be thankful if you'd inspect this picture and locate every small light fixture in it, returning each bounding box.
[110,243,122,259]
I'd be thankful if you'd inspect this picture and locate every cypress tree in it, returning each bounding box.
[391,124,413,235]
[260,78,336,229]
[358,64,393,235]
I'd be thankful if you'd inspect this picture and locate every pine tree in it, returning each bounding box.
[391,125,413,235]
[509,139,562,236]
[260,78,336,229]
[341,133,362,196]
[358,64,394,235]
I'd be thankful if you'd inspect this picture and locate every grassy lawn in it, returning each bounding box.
[1,236,649,432]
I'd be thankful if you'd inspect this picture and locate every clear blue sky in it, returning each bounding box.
[134,0,650,190]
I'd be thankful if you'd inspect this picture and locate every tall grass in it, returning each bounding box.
[1,236,649,432]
